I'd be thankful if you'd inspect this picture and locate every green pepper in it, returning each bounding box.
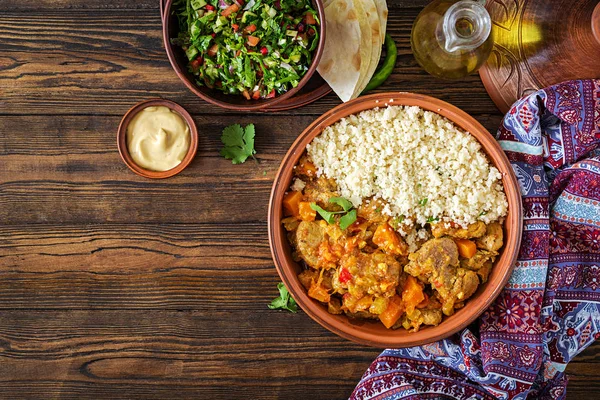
[362,34,398,94]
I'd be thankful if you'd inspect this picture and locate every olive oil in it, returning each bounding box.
[411,0,493,80]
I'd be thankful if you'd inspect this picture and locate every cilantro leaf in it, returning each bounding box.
[268,282,298,313]
[310,203,343,224]
[220,123,257,164]
[339,209,357,230]
[329,196,353,212]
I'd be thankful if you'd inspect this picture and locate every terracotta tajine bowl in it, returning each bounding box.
[162,0,326,111]
[268,92,523,348]
[117,99,199,179]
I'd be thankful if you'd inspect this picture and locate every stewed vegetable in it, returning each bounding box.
[172,0,319,99]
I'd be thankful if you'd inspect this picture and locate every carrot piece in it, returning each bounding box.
[297,160,317,177]
[455,238,477,258]
[308,281,330,303]
[241,89,251,100]
[221,3,240,17]
[373,223,408,255]
[379,295,404,329]
[252,90,261,100]
[283,191,302,217]
[402,275,425,315]
[247,35,260,46]
[298,201,316,221]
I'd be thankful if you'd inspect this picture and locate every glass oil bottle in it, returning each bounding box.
[411,0,493,79]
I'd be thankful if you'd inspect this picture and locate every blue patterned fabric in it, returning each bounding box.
[351,80,600,400]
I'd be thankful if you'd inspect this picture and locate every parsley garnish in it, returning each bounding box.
[339,209,358,230]
[426,216,439,223]
[268,282,298,313]
[479,211,488,217]
[329,197,353,212]
[220,123,257,164]
[419,198,428,206]
[310,197,357,229]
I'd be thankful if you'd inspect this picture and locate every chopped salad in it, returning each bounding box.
[172,0,320,100]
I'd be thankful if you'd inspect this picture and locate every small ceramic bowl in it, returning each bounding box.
[117,99,199,179]
[161,0,326,111]
[268,92,523,348]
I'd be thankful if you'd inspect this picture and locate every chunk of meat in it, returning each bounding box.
[460,250,496,270]
[441,268,480,316]
[302,176,340,210]
[477,260,492,283]
[431,221,486,239]
[295,221,325,268]
[298,269,319,290]
[404,238,459,282]
[338,252,401,313]
[357,198,389,224]
[476,222,504,252]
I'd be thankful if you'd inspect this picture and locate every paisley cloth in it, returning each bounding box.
[350,80,600,400]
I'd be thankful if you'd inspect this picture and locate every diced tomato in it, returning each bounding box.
[256,69,263,78]
[339,268,352,284]
[190,57,203,70]
[205,4,215,10]
[244,24,257,33]
[266,89,276,98]
[247,35,260,46]
[232,23,239,32]
[234,0,244,6]
[274,0,281,9]
[297,22,305,32]
[307,27,316,36]
[241,90,251,100]
[221,3,240,17]
[211,32,216,38]
[304,12,316,25]
[207,44,218,57]
[260,46,268,55]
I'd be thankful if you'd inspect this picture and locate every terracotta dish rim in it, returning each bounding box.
[268,92,523,347]
[162,0,326,111]
[117,98,199,179]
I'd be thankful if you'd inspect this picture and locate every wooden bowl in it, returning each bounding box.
[117,99,199,179]
[268,92,523,348]
[162,0,326,111]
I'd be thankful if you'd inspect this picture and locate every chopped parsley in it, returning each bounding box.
[418,198,428,207]
[426,216,439,223]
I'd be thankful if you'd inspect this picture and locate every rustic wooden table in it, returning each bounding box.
[1,0,598,399]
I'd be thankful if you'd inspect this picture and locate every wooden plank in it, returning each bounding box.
[0,309,379,399]
[0,223,278,309]
[0,309,595,399]
[0,113,504,225]
[0,9,502,117]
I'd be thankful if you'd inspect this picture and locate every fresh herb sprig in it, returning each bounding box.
[268,282,298,313]
[310,196,357,230]
[220,123,257,164]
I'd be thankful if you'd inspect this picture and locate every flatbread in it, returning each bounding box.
[316,0,363,102]
[351,0,382,97]
[372,0,388,42]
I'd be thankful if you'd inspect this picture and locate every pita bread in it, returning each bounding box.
[372,0,387,42]
[351,0,382,97]
[316,0,363,102]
